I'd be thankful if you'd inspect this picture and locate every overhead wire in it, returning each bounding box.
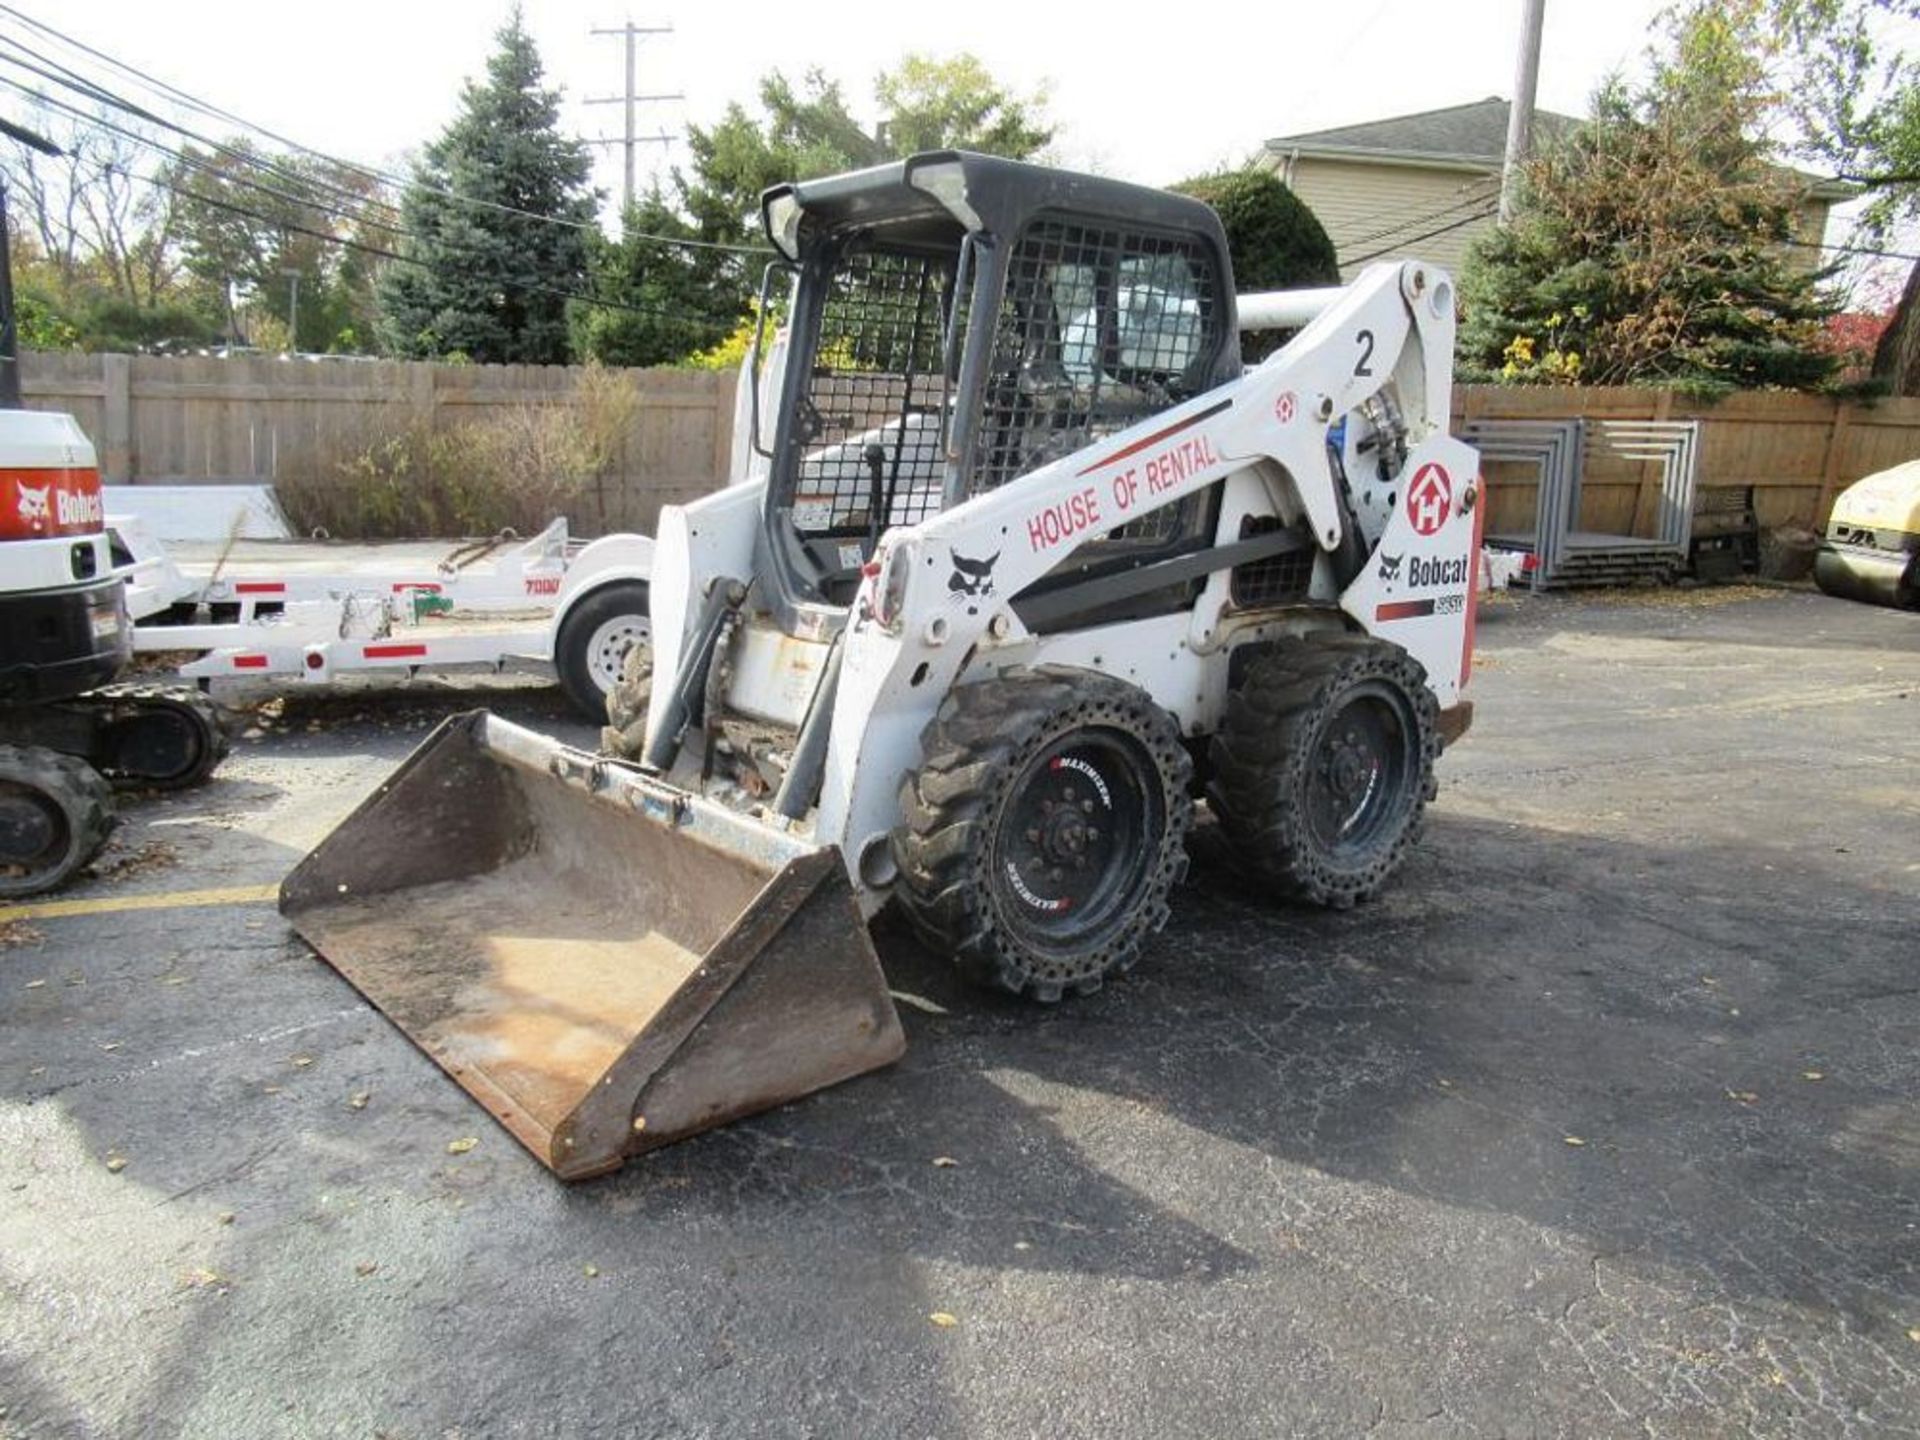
[1340,206,1500,267]
[0,6,771,255]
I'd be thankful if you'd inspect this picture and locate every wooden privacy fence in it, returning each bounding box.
[21,352,737,537]
[20,353,1920,539]
[1456,385,1920,539]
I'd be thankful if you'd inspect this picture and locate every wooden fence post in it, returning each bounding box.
[1812,400,1853,529]
[100,353,132,482]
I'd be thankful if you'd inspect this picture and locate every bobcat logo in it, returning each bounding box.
[16,483,50,531]
[1376,551,1404,585]
[948,550,1000,601]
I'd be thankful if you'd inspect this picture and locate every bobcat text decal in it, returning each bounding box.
[1,467,104,540]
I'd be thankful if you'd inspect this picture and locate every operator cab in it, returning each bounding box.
[754,151,1241,619]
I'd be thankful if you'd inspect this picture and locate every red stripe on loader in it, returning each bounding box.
[232,654,269,670]
[1375,599,1436,621]
[363,643,428,659]
[1462,477,1486,691]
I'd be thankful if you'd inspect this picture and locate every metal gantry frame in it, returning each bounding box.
[1464,418,1701,590]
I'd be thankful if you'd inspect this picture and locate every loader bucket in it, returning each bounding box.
[279,711,904,1180]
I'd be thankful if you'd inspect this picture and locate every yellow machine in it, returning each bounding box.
[1815,460,1920,609]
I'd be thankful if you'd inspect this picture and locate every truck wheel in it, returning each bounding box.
[1208,635,1438,908]
[0,745,114,899]
[892,667,1193,1002]
[98,687,230,791]
[600,641,653,760]
[554,582,650,722]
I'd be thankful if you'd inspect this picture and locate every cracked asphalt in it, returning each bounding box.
[2,586,1917,1439]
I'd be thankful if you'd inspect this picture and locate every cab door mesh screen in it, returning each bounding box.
[969,221,1222,545]
[788,247,956,537]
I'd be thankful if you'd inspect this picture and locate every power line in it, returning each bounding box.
[83,157,744,332]
[1336,180,1502,256]
[1340,206,1499,267]
[0,5,770,256]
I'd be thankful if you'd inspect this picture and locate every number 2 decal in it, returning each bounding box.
[1354,329,1375,377]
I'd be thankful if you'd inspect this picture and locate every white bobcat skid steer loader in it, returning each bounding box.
[282,152,1481,1179]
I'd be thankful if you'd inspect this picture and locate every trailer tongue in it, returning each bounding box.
[279,711,903,1179]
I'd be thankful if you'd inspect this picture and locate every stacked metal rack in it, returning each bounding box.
[1463,418,1701,591]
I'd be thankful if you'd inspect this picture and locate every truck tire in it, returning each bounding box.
[1208,635,1438,908]
[554,582,649,722]
[0,745,114,899]
[892,667,1193,1002]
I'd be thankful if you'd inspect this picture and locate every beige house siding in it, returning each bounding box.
[1273,156,1499,280]
[1268,152,1834,283]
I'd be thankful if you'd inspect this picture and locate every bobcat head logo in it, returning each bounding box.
[15,483,50,530]
[1376,551,1403,585]
[948,550,1000,600]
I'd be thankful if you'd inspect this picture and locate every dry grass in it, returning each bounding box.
[275,366,644,539]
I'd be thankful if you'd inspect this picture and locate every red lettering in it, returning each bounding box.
[1024,487,1105,553]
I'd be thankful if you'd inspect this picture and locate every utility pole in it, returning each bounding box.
[1499,0,1546,226]
[585,21,681,215]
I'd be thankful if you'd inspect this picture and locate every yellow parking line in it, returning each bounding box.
[0,883,281,922]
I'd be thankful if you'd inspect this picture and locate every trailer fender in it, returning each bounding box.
[548,533,655,635]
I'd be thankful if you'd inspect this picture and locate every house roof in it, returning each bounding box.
[1266,97,1574,170]
[1265,96,1852,199]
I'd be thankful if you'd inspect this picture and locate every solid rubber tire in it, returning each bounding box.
[1206,634,1438,908]
[891,666,1193,1002]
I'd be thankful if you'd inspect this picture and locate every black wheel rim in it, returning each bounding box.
[1305,680,1418,858]
[0,779,70,882]
[992,728,1161,951]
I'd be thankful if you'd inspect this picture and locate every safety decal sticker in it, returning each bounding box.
[1407,462,1453,537]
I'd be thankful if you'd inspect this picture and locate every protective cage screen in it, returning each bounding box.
[970,220,1223,544]
[788,246,957,537]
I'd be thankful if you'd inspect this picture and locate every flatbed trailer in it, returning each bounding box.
[114,515,655,717]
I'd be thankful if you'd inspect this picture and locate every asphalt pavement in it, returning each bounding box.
[2,586,1917,1439]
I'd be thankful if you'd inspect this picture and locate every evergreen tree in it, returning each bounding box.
[378,12,597,364]
[571,190,740,366]
[1459,6,1840,395]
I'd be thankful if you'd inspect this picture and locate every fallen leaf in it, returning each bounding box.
[1726,1090,1759,1104]
[931,1156,958,1169]
[1013,1241,1032,1252]
[583,1264,600,1278]
[261,1084,282,1095]
[355,1261,379,1278]
[217,1212,236,1226]
[347,1091,371,1110]
[447,1137,479,1155]
[23,979,45,989]
[1907,1327,1920,1345]
[1436,1077,1454,1089]
[1563,1136,1586,1148]
[99,1042,120,1053]
[290,1055,314,1069]
[179,1267,226,1291]
[105,1155,128,1173]
[1801,1071,1825,1082]
[928,1312,958,1328]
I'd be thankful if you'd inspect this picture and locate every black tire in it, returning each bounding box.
[892,667,1194,1002]
[1208,635,1438,908]
[0,745,114,899]
[600,639,654,759]
[554,581,650,722]
[96,686,229,791]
